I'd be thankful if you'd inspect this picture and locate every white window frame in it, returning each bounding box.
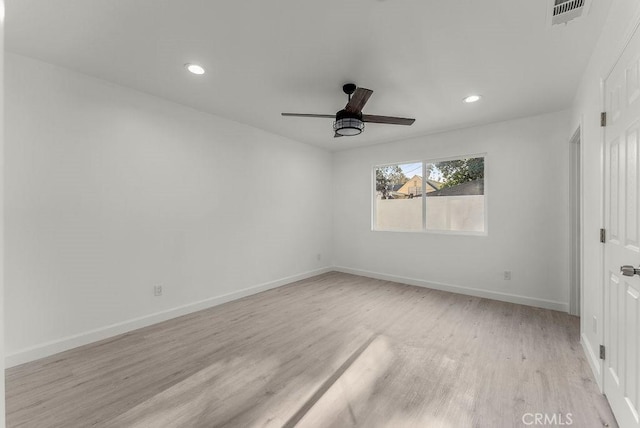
[371,153,488,236]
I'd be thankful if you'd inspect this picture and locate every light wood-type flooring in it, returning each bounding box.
[6,272,616,427]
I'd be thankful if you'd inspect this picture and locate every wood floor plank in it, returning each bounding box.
[5,272,616,427]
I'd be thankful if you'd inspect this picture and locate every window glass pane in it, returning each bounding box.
[375,163,423,230]
[425,157,485,232]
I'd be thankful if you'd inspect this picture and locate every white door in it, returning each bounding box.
[604,22,640,428]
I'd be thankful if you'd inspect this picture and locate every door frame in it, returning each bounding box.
[569,126,582,316]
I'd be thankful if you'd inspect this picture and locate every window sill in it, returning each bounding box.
[371,228,488,237]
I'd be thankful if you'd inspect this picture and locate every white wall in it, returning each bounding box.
[570,0,640,391]
[333,111,571,311]
[4,54,333,366]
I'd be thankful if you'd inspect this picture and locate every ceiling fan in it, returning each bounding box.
[282,83,415,138]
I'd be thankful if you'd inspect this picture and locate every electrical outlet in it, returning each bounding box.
[154,285,163,297]
[503,271,512,280]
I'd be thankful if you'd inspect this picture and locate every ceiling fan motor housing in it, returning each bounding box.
[334,109,365,136]
[342,83,357,95]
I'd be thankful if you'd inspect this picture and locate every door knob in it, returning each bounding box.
[621,265,640,277]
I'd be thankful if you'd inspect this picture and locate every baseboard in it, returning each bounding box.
[333,266,570,312]
[581,332,604,392]
[5,267,332,368]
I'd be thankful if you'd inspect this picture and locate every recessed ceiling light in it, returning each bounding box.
[463,95,482,103]
[185,64,205,75]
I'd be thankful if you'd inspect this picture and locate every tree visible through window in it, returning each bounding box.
[375,165,409,199]
[436,157,484,189]
[374,156,485,233]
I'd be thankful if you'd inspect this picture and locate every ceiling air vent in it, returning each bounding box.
[548,0,591,26]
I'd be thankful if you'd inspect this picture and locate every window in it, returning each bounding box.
[374,155,486,233]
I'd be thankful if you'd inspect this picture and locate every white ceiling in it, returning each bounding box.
[6,0,612,151]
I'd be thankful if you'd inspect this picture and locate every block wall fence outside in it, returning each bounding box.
[375,196,484,232]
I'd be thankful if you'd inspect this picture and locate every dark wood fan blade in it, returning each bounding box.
[345,88,373,113]
[281,113,335,119]
[362,115,415,125]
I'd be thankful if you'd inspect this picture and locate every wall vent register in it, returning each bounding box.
[549,0,590,26]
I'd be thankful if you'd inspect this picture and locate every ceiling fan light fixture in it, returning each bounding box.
[334,117,365,136]
[334,109,365,136]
